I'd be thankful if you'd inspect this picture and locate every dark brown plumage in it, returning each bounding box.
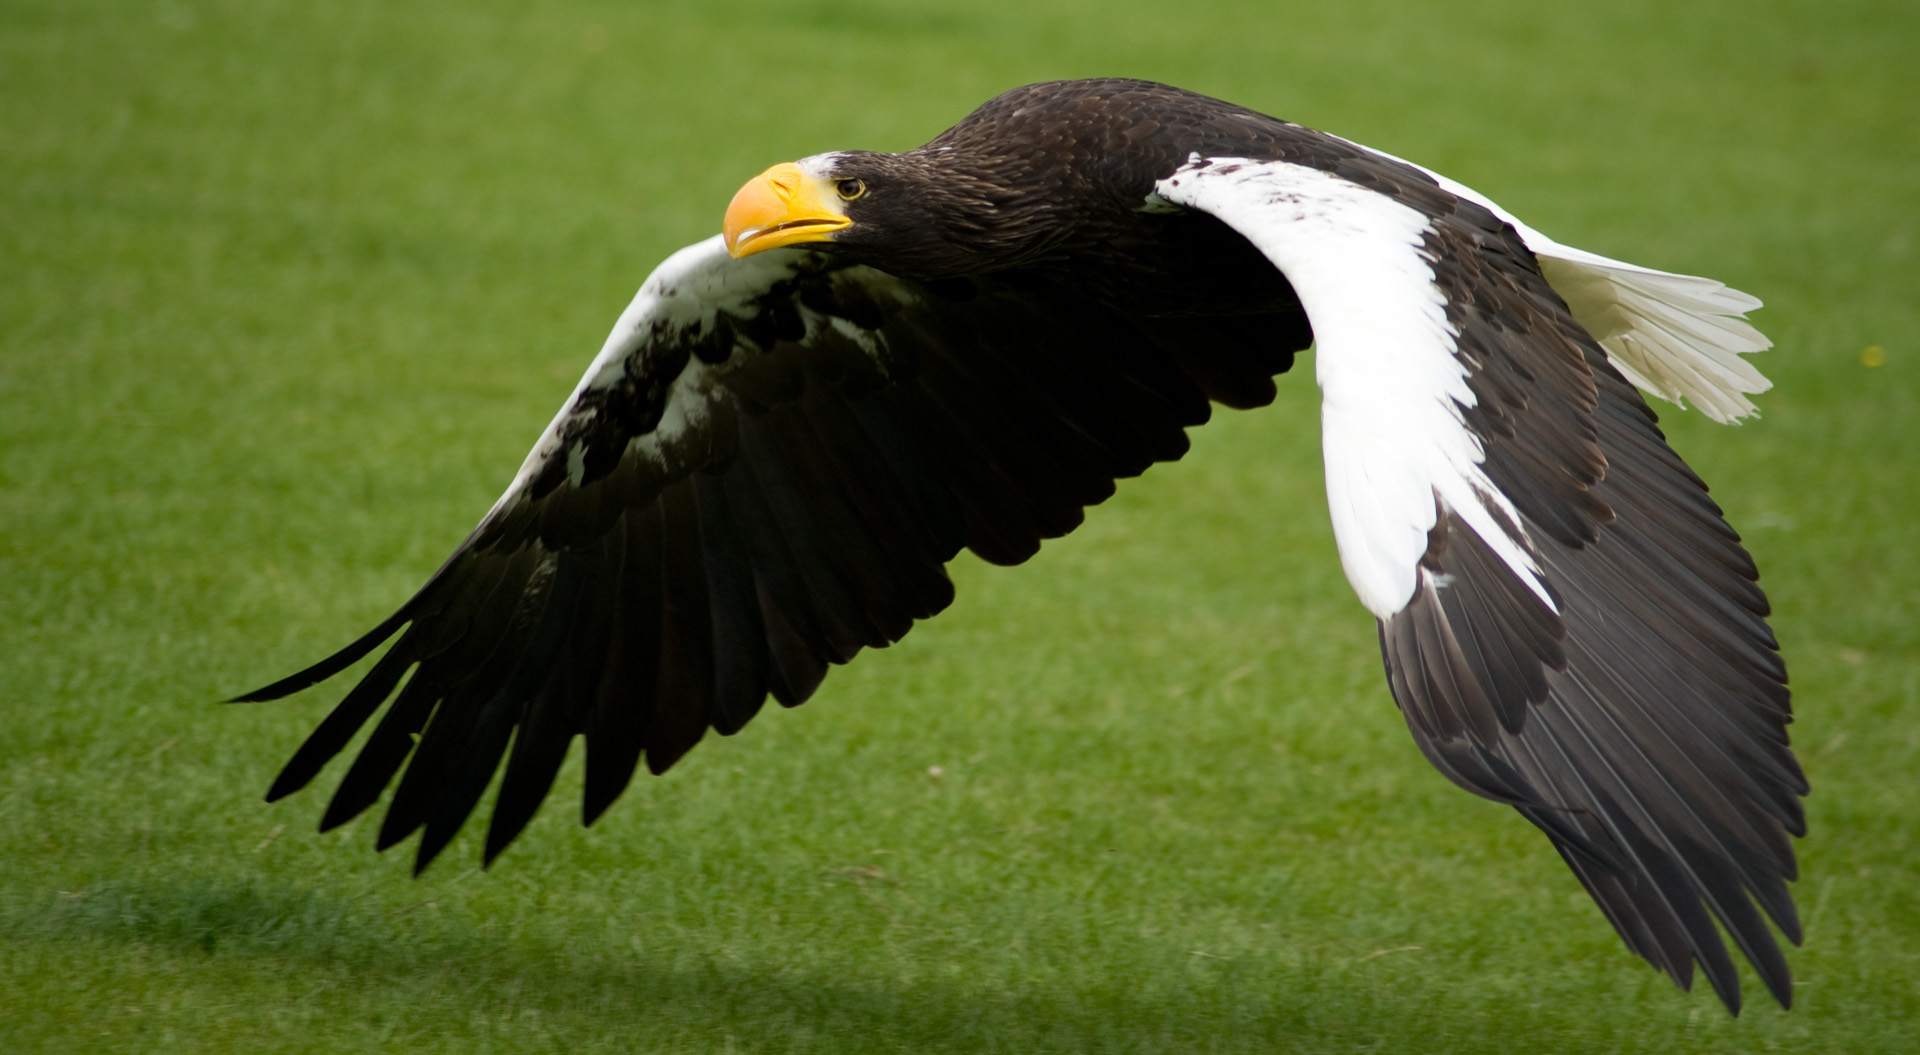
[236,79,1801,1013]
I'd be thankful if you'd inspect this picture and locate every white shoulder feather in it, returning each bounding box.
[1153,156,1552,620]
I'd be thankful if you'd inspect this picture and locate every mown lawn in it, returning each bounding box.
[3,0,1915,1051]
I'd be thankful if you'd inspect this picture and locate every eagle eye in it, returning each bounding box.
[835,178,867,201]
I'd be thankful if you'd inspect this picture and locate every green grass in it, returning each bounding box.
[4,0,1917,1050]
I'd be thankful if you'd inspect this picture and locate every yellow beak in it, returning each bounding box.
[723,162,853,258]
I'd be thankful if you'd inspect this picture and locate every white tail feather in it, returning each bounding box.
[1537,255,1771,423]
[1334,136,1773,422]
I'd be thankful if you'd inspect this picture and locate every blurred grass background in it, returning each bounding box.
[3,0,1916,1051]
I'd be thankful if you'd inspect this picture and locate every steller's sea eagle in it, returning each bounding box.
[237,79,1803,1014]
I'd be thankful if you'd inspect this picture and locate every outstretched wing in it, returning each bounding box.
[1155,152,1804,1012]
[239,235,1296,873]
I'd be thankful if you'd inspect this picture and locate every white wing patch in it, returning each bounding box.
[1153,157,1552,620]
[494,236,755,507]
[482,236,911,526]
[1335,137,1772,422]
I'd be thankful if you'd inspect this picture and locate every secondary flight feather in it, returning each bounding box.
[236,79,1801,1014]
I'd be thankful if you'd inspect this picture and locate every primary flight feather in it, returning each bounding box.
[238,79,1802,1014]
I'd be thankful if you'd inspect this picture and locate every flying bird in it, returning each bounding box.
[238,79,1804,1013]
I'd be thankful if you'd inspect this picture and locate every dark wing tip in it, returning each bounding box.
[228,607,415,703]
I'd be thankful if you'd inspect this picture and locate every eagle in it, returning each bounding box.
[237,79,1803,1013]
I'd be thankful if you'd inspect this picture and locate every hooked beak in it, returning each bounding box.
[723,162,853,257]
